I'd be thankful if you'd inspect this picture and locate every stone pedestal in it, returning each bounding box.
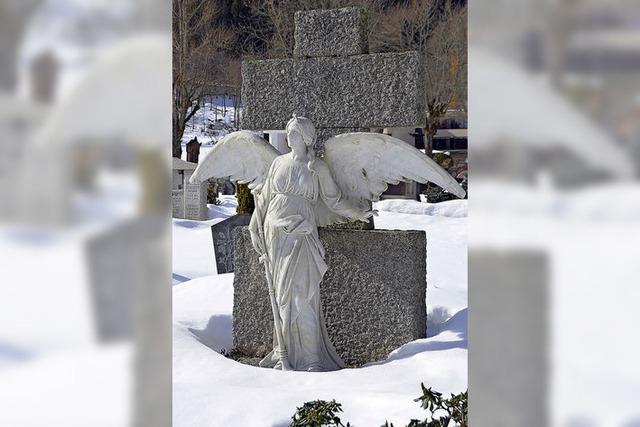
[232,226,427,367]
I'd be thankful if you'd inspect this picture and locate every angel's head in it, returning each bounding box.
[286,115,316,158]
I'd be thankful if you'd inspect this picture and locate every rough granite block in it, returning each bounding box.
[241,58,294,130]
[241,52,424,130]
[469,250,548,427]
[294,7,367,58]
[293,52,423,128]
[232,226,427,367]
[323,218,373,230]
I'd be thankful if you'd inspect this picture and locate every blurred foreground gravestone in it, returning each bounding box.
[469,249,549,427]
[0,95,47,221]
[232,226,427,367]
[30,50,59,104]
[85,216,171,427]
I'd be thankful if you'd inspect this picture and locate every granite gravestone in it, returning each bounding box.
[230,7,432,367]
[233,226,427,367]
[30,50,59,104]
[85,217,171,427]
[186,137,200,163]
[241,7,425,226]
[242,7,424,152]
[183,175,207,220]
[469,250,549,427]
[211,214,251,274]
[172,157,207,221]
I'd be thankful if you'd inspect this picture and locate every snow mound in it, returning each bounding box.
[172,196,468,425]
[374,199,467,217]
[473,181,640,221]
[173,275,467,427]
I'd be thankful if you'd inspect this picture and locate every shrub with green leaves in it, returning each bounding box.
[235,182,255,214]
[290,399,351,427]
[382,384,467,427]
[288,384,467,427]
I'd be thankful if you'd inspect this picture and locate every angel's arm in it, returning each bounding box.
[315,160,370,222]
[249,161,275,255]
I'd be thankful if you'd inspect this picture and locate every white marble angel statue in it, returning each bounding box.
[190,115,465,372]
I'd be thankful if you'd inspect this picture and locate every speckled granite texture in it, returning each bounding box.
[232,226,427,367]
[241,52,423,132]
[294,7,367,58]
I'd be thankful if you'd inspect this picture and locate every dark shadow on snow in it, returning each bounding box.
[367,308,467,366]
[172,273,190,284]
[173,220,209,229]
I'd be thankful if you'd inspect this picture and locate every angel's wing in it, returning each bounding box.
[323,133,466,206]
[189,130,280,192]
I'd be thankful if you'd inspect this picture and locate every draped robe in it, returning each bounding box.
[249,154,361,371]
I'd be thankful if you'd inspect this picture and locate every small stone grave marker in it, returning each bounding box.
[172,157,207,220]
[211,214,251,274]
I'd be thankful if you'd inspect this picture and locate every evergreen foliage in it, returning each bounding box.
[235,182,255,214]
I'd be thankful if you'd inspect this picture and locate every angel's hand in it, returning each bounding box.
[355,209,377,222]
[249,228,265,256]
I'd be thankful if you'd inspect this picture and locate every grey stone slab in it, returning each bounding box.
[85,218,164,341]
[85,224,132,341]
[469,249,549,427]
[323,218,373,230]
[86,217,172,426]
[233,226,427,367]
[183,180,207,221]
[241,58,294,130]
[241,52,424,131]
[293,52,423,128]
[294,7,367,58]
[211,214,251,274]
[171,190,184,218]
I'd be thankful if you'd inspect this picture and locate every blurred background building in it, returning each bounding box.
[0,1,171,426]
[469,0,640,426]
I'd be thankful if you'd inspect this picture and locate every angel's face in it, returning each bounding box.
[287,129,307,155]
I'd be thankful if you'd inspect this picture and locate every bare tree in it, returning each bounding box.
[243,0,388,59]
[242,0,466,155]
[424,6,467,151]
[372,0,467,155]
[173,0,232,158]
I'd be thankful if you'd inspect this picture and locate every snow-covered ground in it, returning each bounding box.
[469,180,640,426]
[172,196,468,426]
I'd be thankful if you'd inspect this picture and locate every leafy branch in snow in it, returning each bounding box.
[288,385,467,427]
[290,399,351,427]
[382,384,468,427]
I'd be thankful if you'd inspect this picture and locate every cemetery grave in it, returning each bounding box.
[173,6,467,425]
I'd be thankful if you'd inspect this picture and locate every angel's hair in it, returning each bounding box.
[286,114,318,171]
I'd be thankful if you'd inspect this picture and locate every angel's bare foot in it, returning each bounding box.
[274,359,292,371]
[307,363,322,372]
